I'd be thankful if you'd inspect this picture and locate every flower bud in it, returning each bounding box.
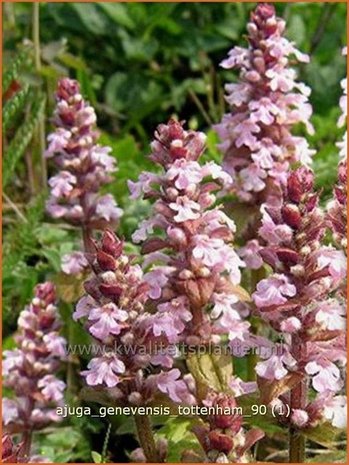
[208,431,233,454]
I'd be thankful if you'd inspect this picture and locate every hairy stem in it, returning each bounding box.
[134,414,161,463]
[289,336,307,463]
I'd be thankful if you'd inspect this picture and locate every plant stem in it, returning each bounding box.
[289,336,307,463]
[82,225,94,253]
[134,414,160,463]
[32,2,47,188]
[22,430,33,460]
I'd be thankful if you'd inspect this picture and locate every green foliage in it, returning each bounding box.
[34,426,91,462]
[2,84,29,132]
[3,90,46,188]
[2,44,33,91]
[2,196,77,333]
[157,417,203,463]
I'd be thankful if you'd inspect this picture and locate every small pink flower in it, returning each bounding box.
[48,171,77,198]
[43,333,67,358]
[38,375,66,402]
[88,303,128,340]
[249,98,279,125]
[235,120,260,149]
[280,317,301,333]
[149,312,184,343]
[61,251,88,275]
[253,274,296,308]
[128,172,160,199]
[239,164,267,192]
[73,295,95,321]
[166,159,203,190]
[239,239,263,270]
[323,396,347,428]
[90,146,116,172]
[144,268,172,299]
[169,196,201,222]
[316,248,346,281]
[95,194,123,222]
[315,299,346,331]
[220,46,248,69]
[259,206,293,245]
[45,128,71,157]
[305,360,343,393]
[82,354,125,388]
[211,293,239,319]
[153,369,195,404]
[192,235,225,267]
[256,352,296,380]
[132,217,164,244]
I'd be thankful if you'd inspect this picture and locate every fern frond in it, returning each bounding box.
[3,91,46,188]
[2,84,30,132]
[2,45,33,93]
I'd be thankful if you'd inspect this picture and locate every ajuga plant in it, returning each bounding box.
[127,119,264,462]
[214,3,315,259]
[74,229,195,463]
[327,47,347,254]
[2,283,67,462]
[45,78,122,270]
[252,167,346,462]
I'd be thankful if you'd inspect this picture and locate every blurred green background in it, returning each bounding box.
[2,3,347,461]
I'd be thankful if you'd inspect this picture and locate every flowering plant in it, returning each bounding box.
[2,2,346,463]
[2,283,66,461]
[215,4,315,204]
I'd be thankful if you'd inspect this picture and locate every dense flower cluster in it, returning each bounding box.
[252,167,347,430]
[189,392,264,463]
[3,283,66,434]
[327,161,347,253]
[215,3,315,203]
[129,119,250,350]
[74,229,195,406]
[45,78,122,271]
[327,47,347,252]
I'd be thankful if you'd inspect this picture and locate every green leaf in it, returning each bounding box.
[187,352,233,399]
[70,4,109,35]
[91,451,102,463]
[157,417,202,463]
[98,3,135,30]
[303,421,345,447]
